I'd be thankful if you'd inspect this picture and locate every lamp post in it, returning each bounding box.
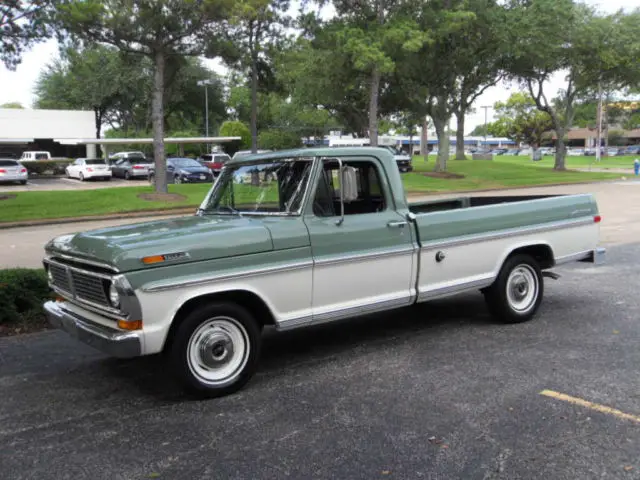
[197,79,213,152]
[481,105,491,148]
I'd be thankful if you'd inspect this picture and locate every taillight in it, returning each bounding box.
[133,165,144,170]
[20,168,26,173]
[0,169,6,173]
[86,168,93,172]
[594,215,602,223]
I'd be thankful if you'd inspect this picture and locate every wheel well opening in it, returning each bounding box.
[509,244,555,269]
[163,290,276,352]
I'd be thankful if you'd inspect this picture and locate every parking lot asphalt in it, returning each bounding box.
[1,243,640,479]
[0,176,148,192]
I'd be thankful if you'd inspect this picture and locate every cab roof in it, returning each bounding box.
[226,146,395,166]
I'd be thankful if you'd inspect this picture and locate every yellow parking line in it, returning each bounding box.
[540,389,640,424]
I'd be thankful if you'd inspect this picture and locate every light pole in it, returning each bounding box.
[481,105,491,148]
[197,79,213,152]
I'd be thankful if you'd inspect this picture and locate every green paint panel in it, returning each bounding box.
[412,194,598,243]
[45,215,274,272]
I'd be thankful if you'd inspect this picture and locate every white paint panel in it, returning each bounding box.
[418,222,600,298]
[311,251,415,317]
[137,266,313,354]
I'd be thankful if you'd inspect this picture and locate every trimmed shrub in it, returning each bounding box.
[219,121,251,150]
[22,160,73,176]
[0,269,53,330]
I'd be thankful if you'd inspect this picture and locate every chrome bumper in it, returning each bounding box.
[44,301,141,358]
[580,247,606,265]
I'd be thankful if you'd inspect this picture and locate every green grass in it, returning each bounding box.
[403,156,623,193]
[0,158,626,223]
[0,184,212,223]
[487,154,636,169]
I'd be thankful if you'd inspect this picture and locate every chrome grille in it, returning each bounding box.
[70,271,108,306]
[49,264,71,293]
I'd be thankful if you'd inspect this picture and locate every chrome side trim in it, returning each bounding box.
[142,260,313,293]
[276,296,413,331]
[314,245,415,267]
[45,253,119,273]
[554,250,593,266]
[419,217,594,250]
[417,277,495,302]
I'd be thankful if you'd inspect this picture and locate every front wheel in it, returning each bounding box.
[174,175,182,184]
[483,254,544,324]
[168,302,262,397]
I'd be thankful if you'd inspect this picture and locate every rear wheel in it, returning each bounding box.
[483,254,543,324]
[148,173,155,185]
[19,180,27,185]
[79,172,85,181]
[168,302,262,397]
[124,171,131,180]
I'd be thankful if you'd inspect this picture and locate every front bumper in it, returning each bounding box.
[44,301,141,358]
[179,174,214,183]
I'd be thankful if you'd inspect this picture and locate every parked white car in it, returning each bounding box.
[567,148,584,156]
[66,158,112,181]
[0,158,28,184]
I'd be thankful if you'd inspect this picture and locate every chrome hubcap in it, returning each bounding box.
[506,265,538,313]
[187,316,249,386]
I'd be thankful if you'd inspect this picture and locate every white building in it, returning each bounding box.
[0,108,96,158]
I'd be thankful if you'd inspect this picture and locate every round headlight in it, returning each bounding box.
[108,284,120,308]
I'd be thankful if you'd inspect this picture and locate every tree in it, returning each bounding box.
[450,0,509,160]
[54,0,235,194]
[469,124,490,136]
[35,45,137,138]
[0,102,24,108]
[0,0,54,69]
[258,129,301,150]
[507,0,640,169]
[228,0,290,152]
[487,92,553,147]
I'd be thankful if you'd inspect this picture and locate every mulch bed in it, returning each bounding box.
[0,317,51,337]
[422,172,466,179]
[0,194,17,201]
[137,193,188,202]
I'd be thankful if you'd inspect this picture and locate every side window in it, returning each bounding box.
[312,160,386,217]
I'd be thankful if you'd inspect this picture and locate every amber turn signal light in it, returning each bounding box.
[118,320,143,331]
[142,255,165,264]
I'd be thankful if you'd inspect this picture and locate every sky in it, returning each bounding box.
[0,0,635,135]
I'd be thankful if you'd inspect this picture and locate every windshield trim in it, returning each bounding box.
[198,157,318,217]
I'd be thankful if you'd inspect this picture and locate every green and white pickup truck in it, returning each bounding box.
[43,147,605,397]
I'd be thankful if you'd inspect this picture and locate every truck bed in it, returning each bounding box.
[408,195,562,215]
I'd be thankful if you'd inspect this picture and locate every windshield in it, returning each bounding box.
[171,158,201,168]
[0,160,18,166]
[201,159,313,215]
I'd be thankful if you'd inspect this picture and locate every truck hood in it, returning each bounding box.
[45,215,274,272]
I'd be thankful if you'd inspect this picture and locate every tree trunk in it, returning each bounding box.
[420,117,428,157]
[554,127,566,171]
[151,50,167,194]
[250,55,258,153]
[455,111,466,160]
[368,66,380,146]
[433,116,449,172]
[94,108,102,139]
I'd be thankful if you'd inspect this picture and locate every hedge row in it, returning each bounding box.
[22,160,73,176]
[0,269,53,335]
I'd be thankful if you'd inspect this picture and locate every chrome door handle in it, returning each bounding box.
[387,220,407,228]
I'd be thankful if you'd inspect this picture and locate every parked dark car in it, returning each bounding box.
[110,155,154,180]
[149,157,214,185]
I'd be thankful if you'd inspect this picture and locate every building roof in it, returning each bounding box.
[0,108,95,140]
